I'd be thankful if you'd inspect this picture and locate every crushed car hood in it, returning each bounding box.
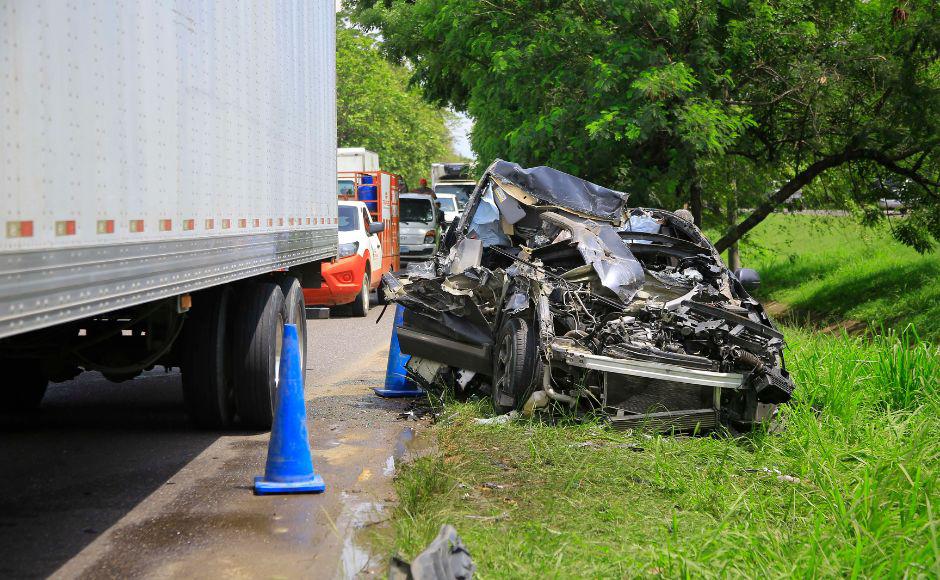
[488,159,629,222]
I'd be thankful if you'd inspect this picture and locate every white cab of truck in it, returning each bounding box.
[431,162,476,208]
[0,1,337,429]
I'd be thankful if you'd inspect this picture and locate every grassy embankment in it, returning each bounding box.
[378,214,939,577]
[736,213,940,341]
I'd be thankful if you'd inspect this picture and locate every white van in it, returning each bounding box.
[399,193,442,262]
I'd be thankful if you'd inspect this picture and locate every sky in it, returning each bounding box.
[448,111,475,159]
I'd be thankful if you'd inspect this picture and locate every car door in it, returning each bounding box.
[361,207,382,278]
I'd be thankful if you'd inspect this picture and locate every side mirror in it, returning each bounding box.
[368,222,385,234]
[734,268,760,291]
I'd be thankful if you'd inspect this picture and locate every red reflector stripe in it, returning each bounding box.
[130,220,145,233]
[183,219,195,231]
[159,219,172,231]
[222,219,231,229]
[205,219,214,229]
[238,218,247,228]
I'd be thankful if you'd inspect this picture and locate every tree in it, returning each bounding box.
[336,24,456,186]
[351,1,940,251]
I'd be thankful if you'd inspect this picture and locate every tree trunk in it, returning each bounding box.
[726,185,741,271]
[690,178,703,227]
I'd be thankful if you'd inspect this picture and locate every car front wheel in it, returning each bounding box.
[351,272,370,317]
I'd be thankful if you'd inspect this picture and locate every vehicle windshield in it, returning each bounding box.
[337,179,355,197]
[338,205,359,232]
[434,184,475,207]
[400,198,434,223]
[437,196,458,212]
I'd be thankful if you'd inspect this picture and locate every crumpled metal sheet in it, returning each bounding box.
[540,212,646,303]
[488,159,628,222]
[388,524,476,580]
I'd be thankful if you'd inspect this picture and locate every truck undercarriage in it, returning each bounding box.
[384,160,795,432]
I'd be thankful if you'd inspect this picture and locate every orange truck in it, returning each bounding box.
[303,171,401,315]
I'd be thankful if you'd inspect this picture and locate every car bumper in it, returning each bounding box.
[399,243,437,261]
[303,254,367,306]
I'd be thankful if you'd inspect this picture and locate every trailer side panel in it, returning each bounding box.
[0,1,337,338]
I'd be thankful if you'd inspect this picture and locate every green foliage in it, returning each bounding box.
[336,25,454,186]
[350,0,940,249]
[382,326,939,577]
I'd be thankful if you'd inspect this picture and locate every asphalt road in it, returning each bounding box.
[0,302,419,579]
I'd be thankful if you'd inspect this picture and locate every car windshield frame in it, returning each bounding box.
[338,204,359,232]
[400,197,434,223]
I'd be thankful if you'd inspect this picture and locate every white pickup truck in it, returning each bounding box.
[0,1,337,429]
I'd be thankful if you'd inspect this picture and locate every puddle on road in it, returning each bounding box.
[335,426,423,578]
[336,492,386,579]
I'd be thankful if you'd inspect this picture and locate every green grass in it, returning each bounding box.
[731,213,940,341]
[384,328,939,577]
[377,213,940,577]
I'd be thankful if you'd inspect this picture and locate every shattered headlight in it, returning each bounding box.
[337,241,359,258]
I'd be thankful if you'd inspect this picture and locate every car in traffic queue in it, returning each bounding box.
[399,193,443,262]
[303,200,386,316]
[436,193,461,225]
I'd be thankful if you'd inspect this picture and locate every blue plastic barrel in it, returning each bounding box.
[358,175,378,213]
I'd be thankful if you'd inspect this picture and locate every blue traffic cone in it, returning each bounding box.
[254,323,325,494]
[374,305,426,398]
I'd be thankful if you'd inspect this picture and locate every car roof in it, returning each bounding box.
[400,193,435,201]
[436,193,457,199]
[338,200,367,209]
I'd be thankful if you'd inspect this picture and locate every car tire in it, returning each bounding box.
[492,317,537,415]
[180,287,235,428]
[274,274,308,382]
[232,282,285,430]
[1,359,48,413]
[351,272,370,317]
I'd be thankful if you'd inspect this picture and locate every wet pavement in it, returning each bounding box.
[0,304,429,579]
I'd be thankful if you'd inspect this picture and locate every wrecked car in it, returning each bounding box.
[383,160,795,432]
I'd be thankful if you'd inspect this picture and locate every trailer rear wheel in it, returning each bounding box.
[232,283,285,429]
[180,287,235,428]
[275,274,308,382]
[1,360,48,413]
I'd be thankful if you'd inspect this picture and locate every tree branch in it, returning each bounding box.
[713,147,936,252]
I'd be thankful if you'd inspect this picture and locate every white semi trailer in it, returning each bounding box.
[0,1,337,429]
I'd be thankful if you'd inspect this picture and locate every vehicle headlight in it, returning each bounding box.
[423,230,436,244]
[337,241,359,258]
